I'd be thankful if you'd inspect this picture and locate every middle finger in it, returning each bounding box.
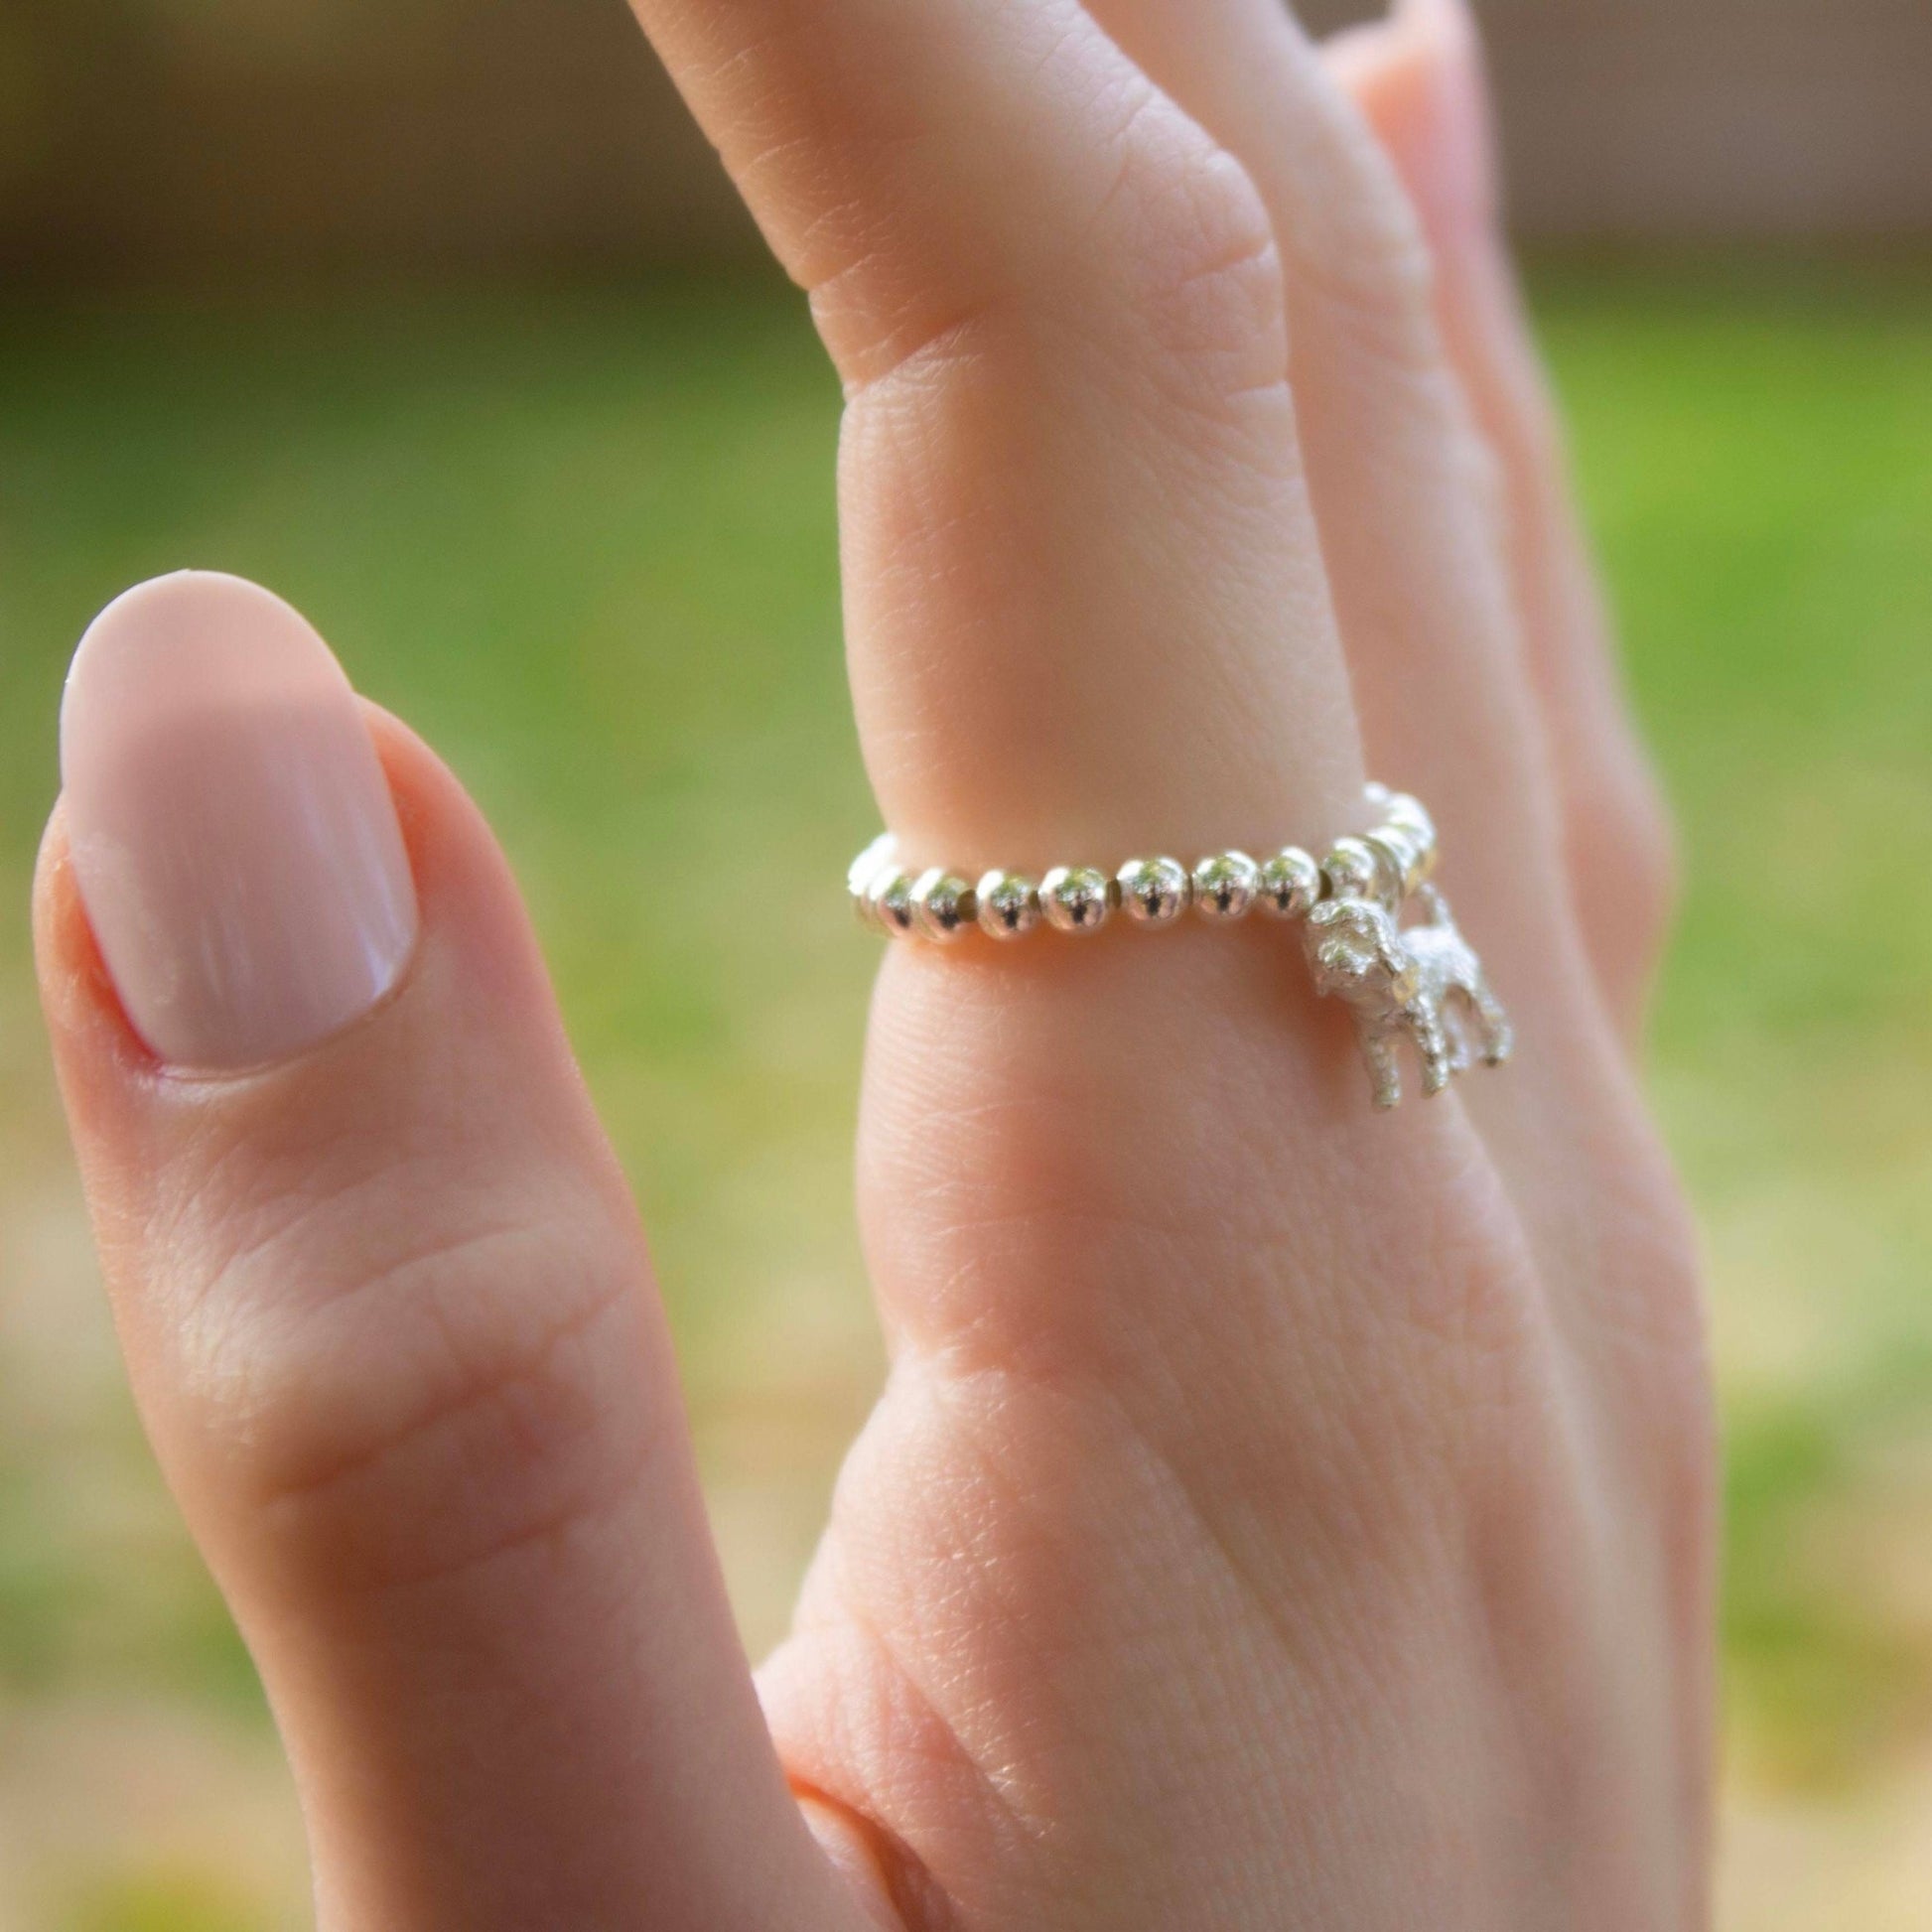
[1080,0,1649,1165]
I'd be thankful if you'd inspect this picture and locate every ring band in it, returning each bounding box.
[848,784,1436,943]
[846,785,1510,1111]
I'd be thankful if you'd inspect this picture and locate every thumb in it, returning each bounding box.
[36,572,857,1932]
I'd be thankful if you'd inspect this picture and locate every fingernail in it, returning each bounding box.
[61,571,419,1070]
[1389,0,1497,246]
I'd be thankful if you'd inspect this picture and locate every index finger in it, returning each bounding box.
[626,0,1366,869]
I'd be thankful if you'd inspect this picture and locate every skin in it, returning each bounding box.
[34,1,1713,1926]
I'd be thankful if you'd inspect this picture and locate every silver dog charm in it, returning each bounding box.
[1304,885,1513,1110]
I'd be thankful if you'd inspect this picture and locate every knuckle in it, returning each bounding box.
[1624,784,1683,940]
[1605,1165,1709,1374]
[828,106,1292,421]
[1293,177,1439,376]
[1572,760,1681,964]
[1658,1357,1721,1603]
[168,1160,652,1595]
[1654,1331,1719,1530]
[1604,1172,1718,1594]
[817,77,1298,440]
[1255,78,1444,382]
[1569,1106,1715,1496]
[807,226,1004,402]
[1095,105,1291,408]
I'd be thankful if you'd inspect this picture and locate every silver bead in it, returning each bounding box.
[976,869,1040,941]
[1381,790,1436,850]
[1321,837,1382,903]
[867,868,916,936]
[847,834,896,898]
[849,834,898,931]
[1405,817,1440,886]
[1192,851,1260,920]
[1365,827,1414,896]
[1365,824,1431,897]
[1040,865,1113,933]
[1258,845,1321,919]
[1380,801,1438,888]
[911,868,976,942]
[1117,856,1190,925]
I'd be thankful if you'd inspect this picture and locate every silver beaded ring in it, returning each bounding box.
[846,784,1511,1111]
[848,785,1435,945]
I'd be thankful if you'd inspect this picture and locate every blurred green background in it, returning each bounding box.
[2,2,1931,1928]
[2,260,1928,1932]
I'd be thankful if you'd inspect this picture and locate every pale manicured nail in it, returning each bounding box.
[61,571,419,1070]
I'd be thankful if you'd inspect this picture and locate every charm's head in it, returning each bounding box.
[1306,898,1420,1007]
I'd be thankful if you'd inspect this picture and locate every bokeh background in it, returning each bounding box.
[0,1,1928,1926]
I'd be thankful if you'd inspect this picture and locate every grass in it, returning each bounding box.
[0,261,1928,1926]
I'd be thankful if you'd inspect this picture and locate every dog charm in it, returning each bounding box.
[1304,884,1513,1110]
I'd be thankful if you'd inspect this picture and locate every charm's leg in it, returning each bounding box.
[1362,1035,1402,1111]
[1472,980,1514,1066]
[1415,1011,1454,1097]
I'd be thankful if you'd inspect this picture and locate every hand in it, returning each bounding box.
[36,1,1713,1926]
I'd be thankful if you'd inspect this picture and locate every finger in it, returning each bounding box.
[38,573,857,1932]
[1327,0,1677,1032]
[625,0,1367,867]
[1074,0,1643,1176]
